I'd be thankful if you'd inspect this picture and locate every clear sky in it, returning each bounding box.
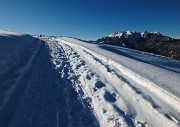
[0,0,180,40]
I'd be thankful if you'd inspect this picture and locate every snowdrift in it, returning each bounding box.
[0,30,41,107]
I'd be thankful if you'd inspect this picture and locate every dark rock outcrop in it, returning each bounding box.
[97,31,180,60]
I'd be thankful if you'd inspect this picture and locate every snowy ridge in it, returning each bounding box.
[54,38,180,127]
[0,31,41,108]
[0,30,24,36]
[107,30,161,38]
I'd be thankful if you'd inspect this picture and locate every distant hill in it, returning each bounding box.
[97,31,180,60]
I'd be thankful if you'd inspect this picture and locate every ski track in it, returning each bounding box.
[54,38,180,127]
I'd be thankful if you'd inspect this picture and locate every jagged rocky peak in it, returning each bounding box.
[97,31,180,60]
[108,31,125,37]
[107,30,162,39]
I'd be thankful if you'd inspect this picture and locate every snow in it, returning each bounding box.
[107,31,162,39]
[126,30,131,35]
[0,30,41,108]
[0,33,98,127]
[108,32,124,38]
[0,30,23,36]
[57,37,180,126]
[60,37,180,98]
[0,31,180,127]
[107,31,143,38]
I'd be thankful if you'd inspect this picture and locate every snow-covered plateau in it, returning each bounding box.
[0,30,180,127]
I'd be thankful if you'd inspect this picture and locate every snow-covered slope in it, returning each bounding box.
[0,30,41,109]
[0,32,98,127]
[60,37,180,98]
[57,37,180,127]
[0,31,180,127]
[0,30,36,75]
[0,30,23,36]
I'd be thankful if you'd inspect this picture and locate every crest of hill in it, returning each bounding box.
[0,30,39,76]
[0,30,24,36]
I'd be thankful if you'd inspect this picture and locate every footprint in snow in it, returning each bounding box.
[104,91,116,103]
[86,74,91,80]
[95,81,106,89]
[93,81,105,92]
[137,121,148,127]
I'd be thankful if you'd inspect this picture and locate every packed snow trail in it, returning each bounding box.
[0,35,98,127]
[48,37,179,127]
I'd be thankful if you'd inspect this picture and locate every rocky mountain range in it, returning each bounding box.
[97,31,180,60]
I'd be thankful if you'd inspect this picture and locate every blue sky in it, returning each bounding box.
[0,0,180,40]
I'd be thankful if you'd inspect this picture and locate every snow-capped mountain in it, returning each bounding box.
[107,30,162,39]
[97,31,180,59]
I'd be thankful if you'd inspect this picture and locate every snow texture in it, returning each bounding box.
[0,30,180,127]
